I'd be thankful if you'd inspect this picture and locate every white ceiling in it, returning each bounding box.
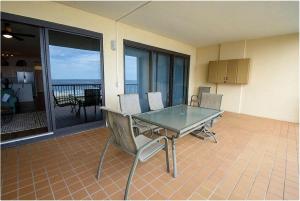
[61,1,299,47]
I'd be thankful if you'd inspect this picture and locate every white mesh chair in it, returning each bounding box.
[96,107,170,200]
[192,93,223,143]
[118,94,159,135]
[147,92,164,111]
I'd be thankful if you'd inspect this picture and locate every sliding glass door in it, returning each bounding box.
[124,41,189,111]
[124,47,150,112]
[152,53,171,107]
[1,13,105,145]
[47,30,103,129]
[172,56,188,105]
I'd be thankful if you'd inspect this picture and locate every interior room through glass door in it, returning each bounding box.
[48,30,103,129]
[1,20,50,141]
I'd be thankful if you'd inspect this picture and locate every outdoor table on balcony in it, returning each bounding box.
[133,104,224,178]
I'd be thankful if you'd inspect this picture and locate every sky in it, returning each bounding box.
[49,45,101,80]
[125,55,137,82]
[49,45,138,82]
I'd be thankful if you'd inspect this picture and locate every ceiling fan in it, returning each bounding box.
[2,23,35,41]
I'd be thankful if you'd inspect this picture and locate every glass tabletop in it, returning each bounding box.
[133,104,223,134]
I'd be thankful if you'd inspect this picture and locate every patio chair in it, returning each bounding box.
[192,92,223,143]
[147,92,164,111]
[53,91,77,113]
[189,86,211,106]
[77,88,101,122]
[118,94,159,135]
[96,107,170,200]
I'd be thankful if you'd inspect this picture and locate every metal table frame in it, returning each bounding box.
[133,105,223,177]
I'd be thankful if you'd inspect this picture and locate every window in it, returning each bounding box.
[124,40,189,112]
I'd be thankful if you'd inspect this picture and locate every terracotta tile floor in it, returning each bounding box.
[1,112,299,200]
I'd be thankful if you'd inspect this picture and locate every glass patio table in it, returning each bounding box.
[133,104,224,177]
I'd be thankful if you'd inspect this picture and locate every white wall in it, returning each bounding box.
[1,1,197,110]
[196,34,299,123]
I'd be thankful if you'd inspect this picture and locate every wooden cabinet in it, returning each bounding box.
[207,61,218,83]
[236,59,250,84]
[208,58,250,84]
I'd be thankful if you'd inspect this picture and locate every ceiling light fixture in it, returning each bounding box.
[2,32,13,39]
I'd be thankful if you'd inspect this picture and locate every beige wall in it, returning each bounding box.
[196,34,299,123]
[1,1,197,110]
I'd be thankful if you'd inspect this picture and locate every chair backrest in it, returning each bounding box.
[101,107,138,155]
[147,92,164,111]
[200,92,223,110]
[198,86,211,101]
[84,89,100,106]
[118,94,141,115]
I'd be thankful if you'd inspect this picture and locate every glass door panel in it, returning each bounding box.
[124,47,150,112]
[48,30,103,129]
[1,21,50,141]
[152,53,170,107]
[172,57,187,105]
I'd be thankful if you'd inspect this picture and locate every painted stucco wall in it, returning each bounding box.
[196,34,299,122]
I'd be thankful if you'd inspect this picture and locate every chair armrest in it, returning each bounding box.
[138,136,168,153]
[189,95,199,106]
[190,95,198,100]
[133,119,153,132]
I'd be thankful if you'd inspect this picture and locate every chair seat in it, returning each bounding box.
[135,135,165,162]
[133,119,159,133]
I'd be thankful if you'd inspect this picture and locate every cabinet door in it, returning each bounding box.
[216,60,227,83]
[237,59,250,84]
[226,59,238,84]
[208,61,218,83]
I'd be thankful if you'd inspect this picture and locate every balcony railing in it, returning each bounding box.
[125,83,138,94]
[52,84,101,106]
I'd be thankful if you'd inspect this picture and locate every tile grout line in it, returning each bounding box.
[282,123,290,200]
[263,121,279,199]
[185,142,231,199]
[44,167,56,199]
[264,121,281,199]
[30,147,38,200]
[212,134,260,200]
[244,136,269,200]
[16,148,20,200]
[226,145,259,199]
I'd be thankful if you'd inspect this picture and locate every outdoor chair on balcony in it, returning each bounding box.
[190,86,211,106]
[96,107,170,200]
[77,89,101,122]
[192,92,223,143]
[118,94,159,136]
[147,92,164,111]
[52,91,77,113]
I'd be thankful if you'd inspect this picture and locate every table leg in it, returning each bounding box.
[171,137,177,178]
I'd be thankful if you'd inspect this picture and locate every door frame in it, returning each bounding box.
[1,12,105,145]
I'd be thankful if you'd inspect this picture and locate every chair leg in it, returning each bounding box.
[203,128,217,143]
[171,137,177,178]
[164,137,170,173]
[96,136,112,180]
[124,155,139,200]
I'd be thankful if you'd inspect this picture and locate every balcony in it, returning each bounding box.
[52,83,103,128]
